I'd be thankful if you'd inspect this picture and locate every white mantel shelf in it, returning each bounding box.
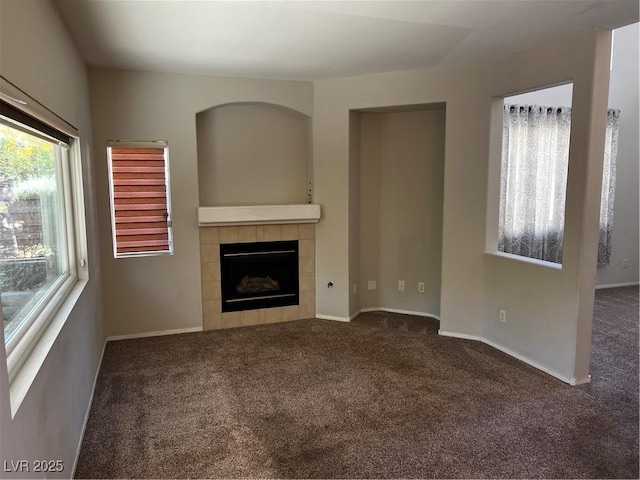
[198,204,321,227]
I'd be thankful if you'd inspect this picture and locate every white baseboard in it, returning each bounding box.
[595,281,639,290]
[72,338,106,478]
[438,329,577,385]
[570,375,592,386]
[358,307,440,320]
[480,337,575,385]
[380,308,441,320]
[316,314,351,322]
[438,330,482,341]
[106,326,202,342]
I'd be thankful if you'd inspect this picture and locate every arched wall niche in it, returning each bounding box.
[196,101,312,206]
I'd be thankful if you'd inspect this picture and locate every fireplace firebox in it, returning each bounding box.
[220,240,299,312]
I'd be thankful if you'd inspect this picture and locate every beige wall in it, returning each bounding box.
[315,28,611,382]
[355,113,379,311]
[484,29,612,382]
[0,0,103,476]
[348,112,361,317]
[597,23,639,286]
[197,103,310,206]
[505,24,639,288]
[89,69,312,337]
[314,63,491,335]
[357,109,445,316]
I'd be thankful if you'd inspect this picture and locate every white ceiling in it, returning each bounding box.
[53,0,639,81]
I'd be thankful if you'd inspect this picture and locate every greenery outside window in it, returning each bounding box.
[1,96,86,383]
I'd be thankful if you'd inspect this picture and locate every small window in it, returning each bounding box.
[1,98,86,379]
[107,141,173,258]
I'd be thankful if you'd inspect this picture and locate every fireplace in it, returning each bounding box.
[199,223,316,330]
[220,240,299,312]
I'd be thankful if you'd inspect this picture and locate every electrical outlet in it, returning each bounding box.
[398,280,405,292]
[367,280,377,290]
[418,282,425,293]
[352,284,358,296]
[623,258,629,268]
[499,309,507,324]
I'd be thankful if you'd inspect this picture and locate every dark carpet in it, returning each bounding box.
[76,286,639,479]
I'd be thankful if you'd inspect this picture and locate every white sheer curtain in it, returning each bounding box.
[598,110,620,266]
[498,105,620,265]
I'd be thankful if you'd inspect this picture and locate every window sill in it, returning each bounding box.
[484,251,563,270]
[9,278,88,419]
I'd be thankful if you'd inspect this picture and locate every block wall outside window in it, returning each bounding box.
[0,95,87,385]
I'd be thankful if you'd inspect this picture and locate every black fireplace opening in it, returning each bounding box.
[220,240,299,312]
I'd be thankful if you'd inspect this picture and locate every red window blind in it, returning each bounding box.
[107,142,173,257]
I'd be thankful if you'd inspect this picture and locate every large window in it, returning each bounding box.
[106,141,173,258]
[1,98,85,379]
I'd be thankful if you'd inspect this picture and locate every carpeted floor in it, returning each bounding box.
[75,286,639,479]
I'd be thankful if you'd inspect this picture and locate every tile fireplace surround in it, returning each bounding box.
[199,223,316,330]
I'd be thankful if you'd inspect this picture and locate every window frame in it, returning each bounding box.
[106,140,174,258]
[0,100,87,384]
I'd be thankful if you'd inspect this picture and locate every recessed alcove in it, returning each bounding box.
[351,103,446,318]
[196,102,312,206]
